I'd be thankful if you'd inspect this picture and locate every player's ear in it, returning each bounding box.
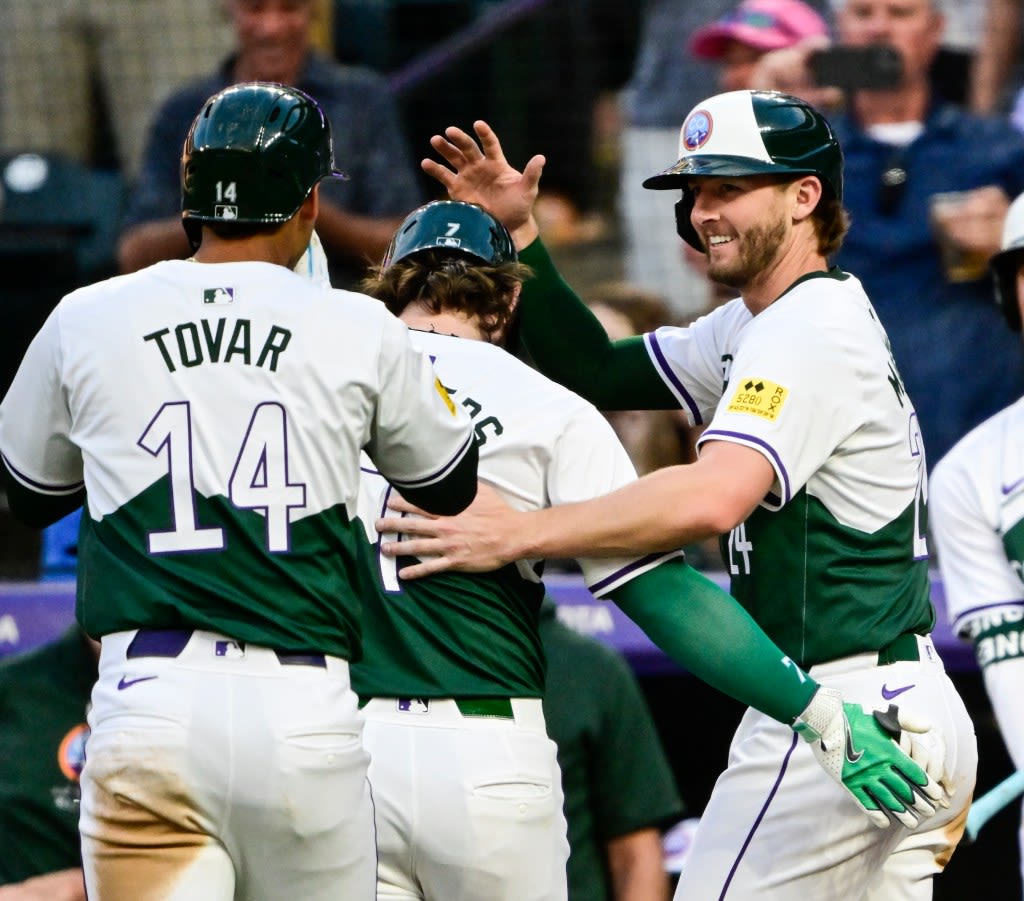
[299,184,320,224]
[792,176,823,224]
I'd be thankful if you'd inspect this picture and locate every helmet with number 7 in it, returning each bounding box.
[381,200,517,269]
[642,90,844,251]
[180,81,347,249]
[991,192,1024,332]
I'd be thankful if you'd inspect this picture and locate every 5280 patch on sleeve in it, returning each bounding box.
[727,378,789,421]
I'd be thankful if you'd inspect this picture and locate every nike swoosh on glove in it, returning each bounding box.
[793,686,950,828]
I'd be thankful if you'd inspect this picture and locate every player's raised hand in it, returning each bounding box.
[793,687,950,829]
[377,481,525,578]
[421,120,546,248]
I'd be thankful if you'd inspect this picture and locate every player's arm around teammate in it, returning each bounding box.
[379,95,979,898]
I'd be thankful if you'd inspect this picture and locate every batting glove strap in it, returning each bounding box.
[793,687,943,829]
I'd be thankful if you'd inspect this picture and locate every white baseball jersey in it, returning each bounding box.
[353,330,680,901]
[930,397,1024,640]
[641,270,977,900]
[646,271,933,666]
[0,259,475,660]
[0,257,477,901]
[353,329,681,699]
[930,396,1024,883]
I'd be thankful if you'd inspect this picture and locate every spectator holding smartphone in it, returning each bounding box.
[753,0,1024,468]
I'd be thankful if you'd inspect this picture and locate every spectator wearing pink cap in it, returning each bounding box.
[689,0,830,92]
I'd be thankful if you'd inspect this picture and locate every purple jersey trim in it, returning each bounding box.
[952,598,1024,636]
[0,452,84,495]
[720,731,799,897]
[588,551,681,596]
[390,432,476,489]
[699,429,790,503]
[644,332,702,425]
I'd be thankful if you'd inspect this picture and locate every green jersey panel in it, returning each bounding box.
[725,488,934,667]
[351,559,546,698]
[77,477,376,660]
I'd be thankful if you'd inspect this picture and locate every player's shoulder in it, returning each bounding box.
[781,269,867,319]
[943,396,1024,458]
[932,396,1024,486]
[428,334,597,407]
[652,295,749,350]
[323,286,394,322]
[51,268,151,318]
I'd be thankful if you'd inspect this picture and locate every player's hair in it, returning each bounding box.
[361,250,533,344]
[810,193,850,258]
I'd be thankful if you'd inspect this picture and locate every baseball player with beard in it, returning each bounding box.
[930,191,1024,888]
[337,200,951,901]
[0,83,479,901]
[376,91,980,898]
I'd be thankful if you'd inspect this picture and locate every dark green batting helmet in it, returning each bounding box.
[181,81,347,248]
[382,200,517,269]
[643,90,844,250]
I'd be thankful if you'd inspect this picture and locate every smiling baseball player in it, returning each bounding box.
[344,200,951,901]
[0,83,478,901]
[377,92,980,898]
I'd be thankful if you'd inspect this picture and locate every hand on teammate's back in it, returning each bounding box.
[793,687,950,828]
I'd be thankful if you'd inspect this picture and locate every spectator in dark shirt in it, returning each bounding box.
[117,0,423,289]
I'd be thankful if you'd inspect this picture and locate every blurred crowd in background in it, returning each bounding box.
[6,1,1024,897]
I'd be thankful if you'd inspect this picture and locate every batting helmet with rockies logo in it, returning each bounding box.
[642,89,843,251]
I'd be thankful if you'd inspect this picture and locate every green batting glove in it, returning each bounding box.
[793,686,947,829]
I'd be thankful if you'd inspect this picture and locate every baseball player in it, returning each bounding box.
[347,200,949,901]
[930,190,1024,889]
[378,91,979,898]
[0,82,479,901]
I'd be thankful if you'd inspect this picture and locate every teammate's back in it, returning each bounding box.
[0,83,479,901]
[9,259,473,657]
[355,330,670,700]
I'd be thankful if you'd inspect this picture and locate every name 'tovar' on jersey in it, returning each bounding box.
[144,317,292,372]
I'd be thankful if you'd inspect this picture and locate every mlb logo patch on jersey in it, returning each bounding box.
[203,287,235,305]
[727,377,788,421]
[397,698,430,714]
[215,639,245,658]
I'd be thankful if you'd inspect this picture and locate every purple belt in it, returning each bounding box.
[126,629,327,668]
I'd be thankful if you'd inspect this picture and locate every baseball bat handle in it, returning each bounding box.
[965,770,1024,842]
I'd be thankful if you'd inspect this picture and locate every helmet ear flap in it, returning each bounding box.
[992,251,1024,332]
[675,193,702,252]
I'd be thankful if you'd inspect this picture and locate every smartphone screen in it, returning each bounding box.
[809,45,903,91]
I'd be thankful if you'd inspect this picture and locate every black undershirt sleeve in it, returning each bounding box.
[397,440,479,516]
[1,456,85,529]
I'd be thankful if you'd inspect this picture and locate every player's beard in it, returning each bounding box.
[706,213,787,290]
